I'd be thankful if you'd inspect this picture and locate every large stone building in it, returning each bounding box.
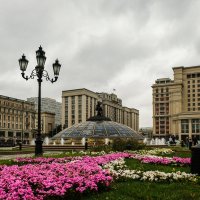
[41,112,55,137]
[27,97,61,126]
[0,95,36,145]
[152,66,200,140]
[62,88,139,131]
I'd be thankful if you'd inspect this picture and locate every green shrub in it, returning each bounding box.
[112,138,145,151]
[90,145,112,153]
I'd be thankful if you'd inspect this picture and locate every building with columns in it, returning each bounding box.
[0,95,36,145]
[62,88,139,131]
[27,97,61,126]
[41,112,55,137]
[152,66,200,140]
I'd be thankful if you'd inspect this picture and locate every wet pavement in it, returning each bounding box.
[0,151,63,160]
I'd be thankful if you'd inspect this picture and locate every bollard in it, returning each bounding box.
[191,144,200,175]
[189,139,192,150]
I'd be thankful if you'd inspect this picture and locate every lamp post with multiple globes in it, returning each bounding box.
[18,46,61,156]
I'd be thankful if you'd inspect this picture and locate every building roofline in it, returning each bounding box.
[0,95,34,105]
[173,65,200,70]
[62,88,95,94]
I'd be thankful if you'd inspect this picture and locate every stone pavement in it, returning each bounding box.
[0,151,63,160]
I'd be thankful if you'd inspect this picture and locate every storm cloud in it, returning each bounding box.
[0,0,199,127]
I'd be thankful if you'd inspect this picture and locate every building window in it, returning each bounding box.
[192,119,200,133]
[0,131,5,137]
[181,119,189,133]
[8,132,13,137]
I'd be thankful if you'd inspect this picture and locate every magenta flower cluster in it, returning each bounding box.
[0,153,130,200]
[131,154,191,165]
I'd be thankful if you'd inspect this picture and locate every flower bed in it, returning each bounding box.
[130,154,191,166]
[0,153,130,200]
[0,151,196,199]
[104,158,197,183]
[132,148,174,155]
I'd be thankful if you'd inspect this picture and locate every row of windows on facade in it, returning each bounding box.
[155,88,169,93]
[0,107,33,115]
[0,122,31,129]
[155,131,169,134]
[99,93,121,104]
[155,80,200,93]
[187,84,200,88]
[65,113,132,127]
[188,94,200,98]
[155,98,200,104]
[0,131,30,138]
[155,107,200,113]
[187,89,200,93]
[0,114,33,121]
[187,74,200,78]
[181,119,200,133]
[154,97,169,101]
[0,100,33,110]
[155,119,200,134]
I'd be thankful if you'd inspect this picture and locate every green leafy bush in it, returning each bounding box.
[112,138,145,151]
[90,145,112,153]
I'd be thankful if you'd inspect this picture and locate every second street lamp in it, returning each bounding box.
[19,46,61,156]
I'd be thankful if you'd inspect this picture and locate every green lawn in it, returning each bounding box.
[80,181,200,200]
[125,158,191,173]
[1,149,199,200]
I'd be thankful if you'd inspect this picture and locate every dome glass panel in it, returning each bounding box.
[52,121,143,140]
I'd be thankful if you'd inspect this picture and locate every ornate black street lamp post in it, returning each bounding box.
[18,46,61,156]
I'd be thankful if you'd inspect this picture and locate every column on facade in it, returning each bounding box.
[136,113,139,131]
[75,96,78,124]
[178,120,181,140]
[117,108,119,123]
[189,119,192,138]
[91,98,95,116]
[134,113,136,131]
[29,114,32,139]
[119,109,122,124]
[68,97,72,127]
[115,108,118,122]
[82,95,86,122]
[118,109,120,123]
[107,105,109,119]
[119,109,121,123]
[123,111,126,125]
[88,97,91,119]
[61,96,66,128]
[131,113,134,130]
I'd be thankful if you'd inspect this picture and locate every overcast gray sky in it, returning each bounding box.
[0,0,200,127]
